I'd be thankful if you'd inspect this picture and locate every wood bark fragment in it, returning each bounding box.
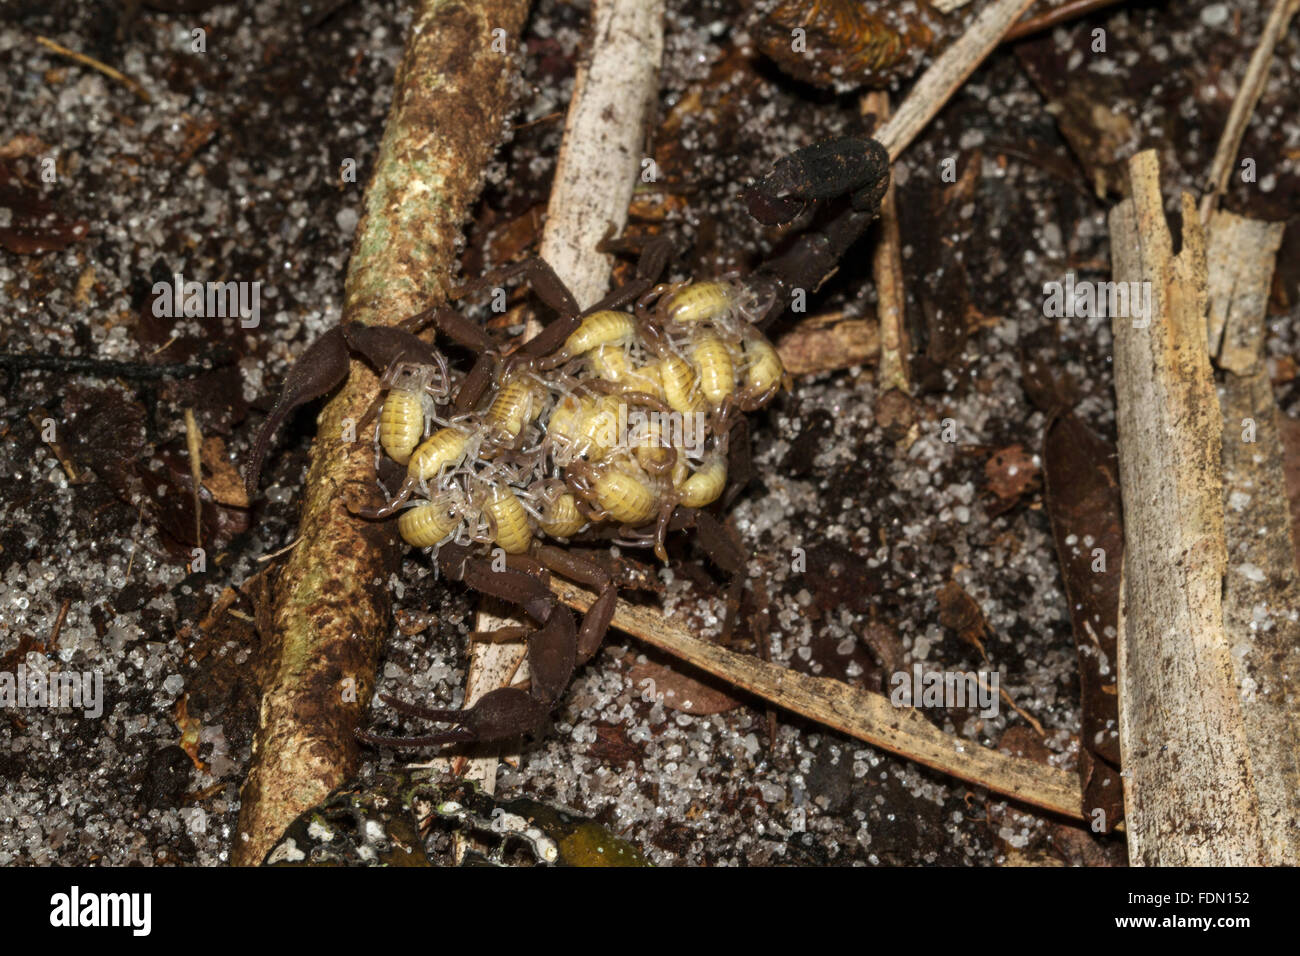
[774,311,880,376]
[1211,211,1300,866]
[1198,0,1300,224]
[550,581,1086,820]
[1206,211,1285,372]
[234,0,532,866]
[875,0,1037,162]
[1108,150,1265,866]
[452,0,665,800]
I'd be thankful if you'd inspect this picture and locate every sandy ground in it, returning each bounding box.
[1,0,1296,865]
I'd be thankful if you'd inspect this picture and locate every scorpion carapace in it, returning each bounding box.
[243,134,889,750]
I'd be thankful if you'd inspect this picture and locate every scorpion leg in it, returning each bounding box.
[358,687,552,749]
[669,506,746,577]
[245,318,460,494]
[453,352,497,415]
[340,322,441,371]
[397,305,494,354]
[532,543,619,665]
[360,544,582,748]
[451,257,581,320]
[244,325,351,494]
[520,234,675,361]
[391,305,498,416]
[722,416,754,509]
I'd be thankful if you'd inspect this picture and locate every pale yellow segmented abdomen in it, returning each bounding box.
[407,427,470,481]
[659,353,705,414]
[691,332,736,405]
[563,310,636,357]
[590,345,664,399]
[743,334,784,396]
[578,394,623,461]
[485,485,533,554]
[545,394,585,454]
[398,497,460,548]
[662,281,735,325]
[539,493,586,538]
[378,389,425,466]
[593,462,658,525]
[679,455,727,507]
[487,377,542,440]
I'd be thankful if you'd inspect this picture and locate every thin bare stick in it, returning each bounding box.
[184,408,203,548]
[35,35,151,103]
[455,0,666,797]
[1199,0,1300,224]
[1002,0,1128,43]
[862,91,911,393]
[875,0,1038,161]
[551,579,1086,820]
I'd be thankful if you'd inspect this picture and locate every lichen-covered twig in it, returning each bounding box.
[234,0,532,866]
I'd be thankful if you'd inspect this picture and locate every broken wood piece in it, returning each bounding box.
[1108,149,1265,865]
[550,580,1087,821]
[1212,211,1300,867]
[234,0,532,866]
[1206,210,1285,372]
[775,311,880,376]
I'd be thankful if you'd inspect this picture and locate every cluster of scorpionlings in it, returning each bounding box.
[244,135,891,748]
[369,274,789,567]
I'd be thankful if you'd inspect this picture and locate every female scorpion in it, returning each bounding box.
[243,135,889,749]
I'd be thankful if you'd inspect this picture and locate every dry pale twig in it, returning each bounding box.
[551,580,1086,820]
[862,91,911,394]
[875,0,1038,161]
[1199,0,1300,224]
[35,35,151,102]
[184,408,203,548]
[451,0,667,797]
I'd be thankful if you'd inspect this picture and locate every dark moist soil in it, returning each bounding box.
[1,0,1296,865]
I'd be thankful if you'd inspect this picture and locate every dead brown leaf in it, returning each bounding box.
[628,661,743,715]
